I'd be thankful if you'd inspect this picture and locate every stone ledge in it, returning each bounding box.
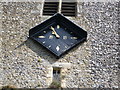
[52,63,71,68]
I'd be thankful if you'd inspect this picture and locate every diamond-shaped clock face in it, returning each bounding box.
[29,13,87,58]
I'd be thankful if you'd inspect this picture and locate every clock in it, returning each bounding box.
[29,13,87,58]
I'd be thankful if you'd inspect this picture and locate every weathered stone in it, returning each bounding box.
[0,1,119,88]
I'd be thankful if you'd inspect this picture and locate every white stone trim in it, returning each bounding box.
[52,62,71,68]
[58,0,62,13]
[40,0,45,17]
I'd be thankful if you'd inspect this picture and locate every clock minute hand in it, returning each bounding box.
[51,26,60,38]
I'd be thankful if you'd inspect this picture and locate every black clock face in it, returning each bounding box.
[32,23,81,56]
[29,13,87,57]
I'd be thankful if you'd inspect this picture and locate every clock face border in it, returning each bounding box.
[29,13,87,58]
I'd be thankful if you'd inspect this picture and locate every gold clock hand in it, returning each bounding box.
[51,26,60,38]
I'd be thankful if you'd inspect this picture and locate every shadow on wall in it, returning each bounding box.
[14,37,84,64]
[14,38,58,64]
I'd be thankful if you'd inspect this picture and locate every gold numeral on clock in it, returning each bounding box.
[49,35,53,39]
[38,36,45,38]
[65,46,67,48]
[71,37,77,39]
[63,36,67,39]
[57,25,60,29]
[43,31,46,33]
[47,45,51,48]
[56,46,60,51]
[42,41,45,44]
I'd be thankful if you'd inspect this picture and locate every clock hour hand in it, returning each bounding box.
[50,26,60,38]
